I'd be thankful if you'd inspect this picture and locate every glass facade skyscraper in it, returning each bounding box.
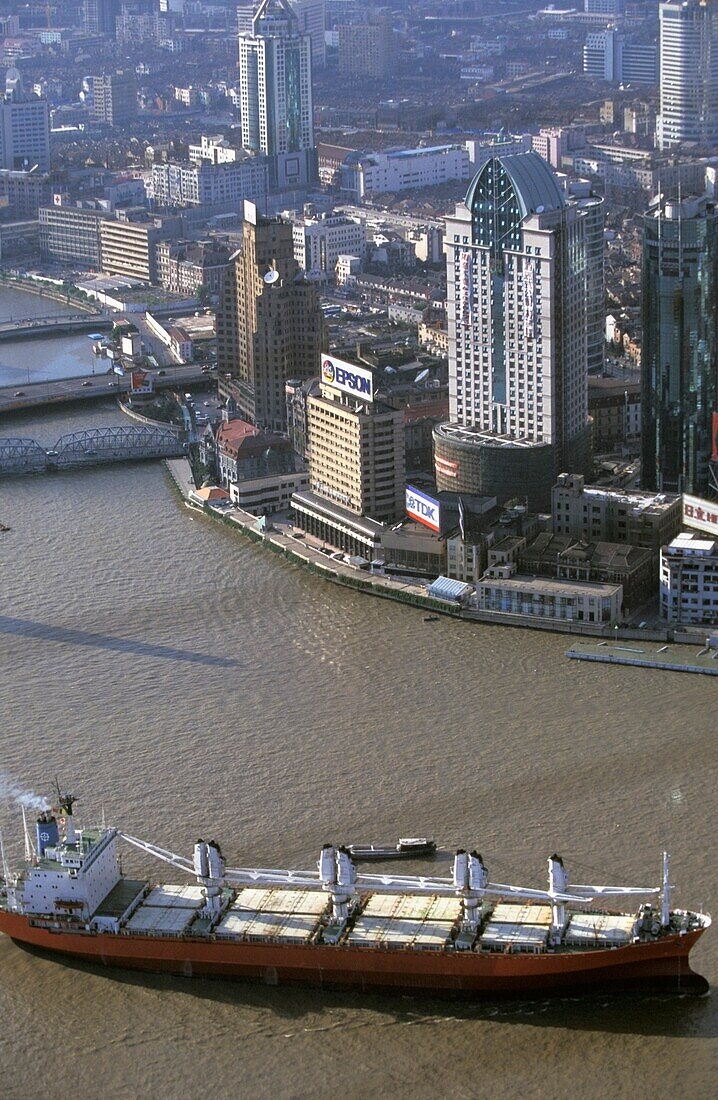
[641,195,718,494]
[238,0,316,191]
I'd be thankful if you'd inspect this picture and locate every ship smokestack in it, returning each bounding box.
[35,812,58,856]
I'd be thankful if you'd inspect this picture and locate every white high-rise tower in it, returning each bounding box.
[238,0,316,191]
[657,0,718,149]
[434,152,593,510]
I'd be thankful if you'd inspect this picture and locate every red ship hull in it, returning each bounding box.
[0,911,709,997]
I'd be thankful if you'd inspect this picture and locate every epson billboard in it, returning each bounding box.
[321,355,374,402]
[406,485,441,533]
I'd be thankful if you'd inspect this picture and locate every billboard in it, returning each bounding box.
[321,355,374,402]
[406,485,441,533]
[682,493,718,539]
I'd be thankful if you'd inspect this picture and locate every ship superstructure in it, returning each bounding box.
[0,795,710,997]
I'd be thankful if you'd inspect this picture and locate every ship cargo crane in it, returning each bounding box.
[119,834,660,931]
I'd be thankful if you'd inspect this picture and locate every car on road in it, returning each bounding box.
[81,380,93,387]
[14,390,24,396]
[156,369,166,376]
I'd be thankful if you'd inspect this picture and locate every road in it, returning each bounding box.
[0,315,110,342]
[0,364,215,414]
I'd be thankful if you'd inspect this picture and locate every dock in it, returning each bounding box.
[565,640,718,676]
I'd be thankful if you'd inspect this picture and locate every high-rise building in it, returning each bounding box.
[237,0,326,67]
[337,12,394,80]
[0,68,50,172]
[641,195,718,495]
[238,0,316,191]
[91,71,137,127]
[583,27,657,85]
[82,0,119,35]
[304,362,406,522]
[436,152,594,510]
[558,174,605,377]
[657,0,718,149]
[216,201,326,430]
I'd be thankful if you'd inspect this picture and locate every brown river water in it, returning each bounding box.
[0,401,717,1099]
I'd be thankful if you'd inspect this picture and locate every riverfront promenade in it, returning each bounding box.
[165,458,707,653]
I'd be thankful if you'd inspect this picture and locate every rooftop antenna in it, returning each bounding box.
[21,805,36,863]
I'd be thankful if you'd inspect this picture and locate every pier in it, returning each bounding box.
[565,640,718,676]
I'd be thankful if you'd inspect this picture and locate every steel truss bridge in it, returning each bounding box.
[0,425,186,475]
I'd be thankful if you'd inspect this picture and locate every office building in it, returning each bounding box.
[100,213,182,282]
[0,169,52,218]
[657,0,718,149]
[237,0,326,67]
[583,28,657,85]
[437,152,594,510]
[290,212,365,281]
[91,71,137,127]
[304,365,405,522]
[558,173,604,376]
[0,68,50,173]
[39,204,108,268]
[641,195,718,495]
[552,474,682,554]
[290,354,405,549]
[238,0,315,191]
[660,532,718,622]
[216,201,325,429]
[337,13,394,80]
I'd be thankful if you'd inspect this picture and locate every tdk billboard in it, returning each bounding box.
[406,485,441,533]
[321,355,374,402]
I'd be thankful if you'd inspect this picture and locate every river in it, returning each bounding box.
[0,339,716,1098]
[0,284,98,387]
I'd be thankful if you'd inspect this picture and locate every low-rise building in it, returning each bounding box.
[155,238,230,296]
[588,377,641,452]
[342,145,471,202]
[290,212,366,282]
[660,532,718,624]
[477,565,622,625]
[551,474,682,554]
[149,158,268,209]
[520,531,655,609]
[210,417,308,515]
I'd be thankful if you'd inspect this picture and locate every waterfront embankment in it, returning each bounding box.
[165,458,697,645]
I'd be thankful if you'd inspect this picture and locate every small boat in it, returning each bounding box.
[0,522,10,532]
[347,838,437,862]
[423,615,440,622]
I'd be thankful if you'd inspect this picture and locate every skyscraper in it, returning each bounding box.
[238,0,316,191]
[0,68,50,172]
[657,0,718,149]
[237,0,326,68]
[435,152,594,510]
[216,201,326,430]
[641,195,718,495]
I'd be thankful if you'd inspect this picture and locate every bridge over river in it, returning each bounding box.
[0,425,186,475]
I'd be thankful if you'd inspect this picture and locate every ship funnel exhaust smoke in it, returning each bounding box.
[0,775,49,811]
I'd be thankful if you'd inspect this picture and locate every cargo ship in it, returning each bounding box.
[0,792,710,998]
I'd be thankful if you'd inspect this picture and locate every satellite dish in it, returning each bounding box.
[536,204,545,214]
[415,368,429,382]
[264,269,280,285]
